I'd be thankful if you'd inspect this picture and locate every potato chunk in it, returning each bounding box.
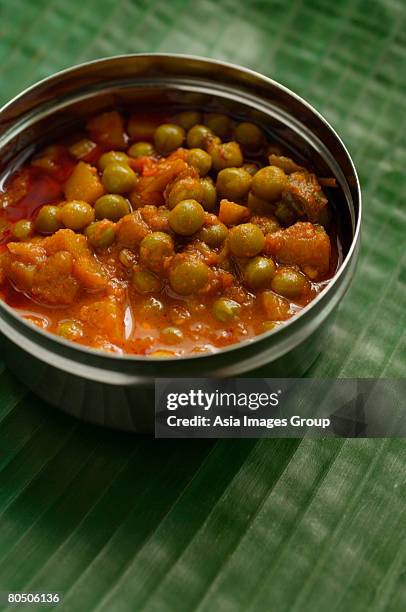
[140,205,170,232]
[218,200,250,226]
[4,229,107,305]
[64,161,104,203]
[282,171,327,221]
[43,228,90,258]
[80,297,124,344]
[116,212,150,248]
[264,222,330,275]
[5,243,79,305]
[262,291,291,320]
[32,251,79,305]
[130,157,189,207]
[87,111,127,150]
[73,257,108,292]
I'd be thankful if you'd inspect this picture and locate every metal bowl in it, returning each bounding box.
[0,54,361,432]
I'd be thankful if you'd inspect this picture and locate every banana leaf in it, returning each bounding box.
[0,0,405,609]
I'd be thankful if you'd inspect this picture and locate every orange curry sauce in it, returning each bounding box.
[0,110,338,356]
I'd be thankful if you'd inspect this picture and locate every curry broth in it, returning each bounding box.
[0,110,339,356]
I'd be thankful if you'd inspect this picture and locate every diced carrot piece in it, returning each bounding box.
[318,177,337,188]
[264,221,330,275]
[129,149,188,179]
[218,199,250,226]
[87,111,127,149]
[167,148,189,162]
[64,162,104,203]
[129,156,158,176]
[262,291,291,321]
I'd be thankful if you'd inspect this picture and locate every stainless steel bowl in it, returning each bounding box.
[0,54,361,432]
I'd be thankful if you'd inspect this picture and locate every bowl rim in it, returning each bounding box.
[0,52,362,363]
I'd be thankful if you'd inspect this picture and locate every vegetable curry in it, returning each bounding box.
[0,109,337,357]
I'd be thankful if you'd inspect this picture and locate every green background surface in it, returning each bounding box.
[0,0,405,610]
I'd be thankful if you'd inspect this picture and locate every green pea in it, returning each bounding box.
[271,267,309,298]
[60,200,95,230]
[132,266,162,293]
[57,320,83,340]
[154,123,185,154]
[187,148,212,176]
[98,151,129,171]
[173,111,202,130]
[251,165,288,201]
[200,177,217,211]
[216,167,252,200]
[212,297,241,322]
[166,176,204,209]
[85,220,116,248]
[228,223,265,257]
[140,232,174,271]
[244,256,275,289]
[127,142,155,158]
[234,122,263,149]
[94,194,130,221]
[161,326,184,345]
[209,141,243,171]
[169,199,205,236]
[204,113,233,138]
[102,163,137,194]
[199,222,228,248]
[169,257,209,295]
[186,124,214,149]
[275,200,296,226]
[35,205,63,234]
[12,219,34,240]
